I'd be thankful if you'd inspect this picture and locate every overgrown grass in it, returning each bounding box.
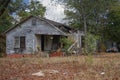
[0,53,120,80]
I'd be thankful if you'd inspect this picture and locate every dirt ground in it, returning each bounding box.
[0,53,120,80]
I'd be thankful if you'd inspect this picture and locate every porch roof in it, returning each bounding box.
[34,28,67,36]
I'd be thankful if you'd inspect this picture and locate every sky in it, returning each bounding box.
[23,0,29,3]
[24,0,65,23]
[40,0,65,23]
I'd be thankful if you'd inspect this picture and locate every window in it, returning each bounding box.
[14,36,26,49]
[14,37,19,48]
[20,36,25,48]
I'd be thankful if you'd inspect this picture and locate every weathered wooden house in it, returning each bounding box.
[5,16,84,54]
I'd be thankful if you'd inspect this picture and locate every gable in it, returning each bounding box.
[5,16,33,34]
[5,16,67,36]
[5,17,34,36]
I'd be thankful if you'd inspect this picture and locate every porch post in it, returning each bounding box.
[77,30,79,48]
[77,30,81,54]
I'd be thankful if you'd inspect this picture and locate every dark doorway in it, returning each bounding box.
[41,35,44,51]
[81,36,85,48]
[52,35,60,50]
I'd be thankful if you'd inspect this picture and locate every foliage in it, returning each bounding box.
[56,0,120,54]
[0,0,46,33]
[104,2,120,43]
[61,37,73,52]
[28,0,46,17]
[0,0,25,31]
[9,0,46,20]
[84,33,98,55]
[0,0,10,16]
[59,0,116,34]
[0,10,13,33]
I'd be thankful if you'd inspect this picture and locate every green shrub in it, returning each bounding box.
[61,37,73,53]
[84,33,98,55]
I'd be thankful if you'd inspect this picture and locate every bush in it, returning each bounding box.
[84,33,98,55]
[61,37,73,53]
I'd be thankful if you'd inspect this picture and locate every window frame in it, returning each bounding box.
[14,36,20,48]
[14,36,26,49]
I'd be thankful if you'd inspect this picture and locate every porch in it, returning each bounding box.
[35,35,63,52]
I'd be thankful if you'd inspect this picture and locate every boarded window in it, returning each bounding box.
[14,37,19,48]
[20,36,26,49]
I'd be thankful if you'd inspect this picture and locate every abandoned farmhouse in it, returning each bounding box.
[5,16,84,54]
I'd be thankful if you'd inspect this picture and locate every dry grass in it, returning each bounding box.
[0,53,120,80]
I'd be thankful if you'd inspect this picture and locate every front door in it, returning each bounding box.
[52,35,60,50]
[41,35,53,51]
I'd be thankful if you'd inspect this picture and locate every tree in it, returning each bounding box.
[13,0,46,20]
[104,2,120,43]
[28,0,46,17]
[7,0,46,21]
[0,10,13,33]
[56,0,118,54]
[0,0,46,32]
[0,0,11,16]
[0,0,25,33]
[57,0,117,35]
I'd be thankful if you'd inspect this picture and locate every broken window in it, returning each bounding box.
[20,36,26,49]
[14,36,26,49]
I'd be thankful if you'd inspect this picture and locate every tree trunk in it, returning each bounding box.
[83,17,87,35]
